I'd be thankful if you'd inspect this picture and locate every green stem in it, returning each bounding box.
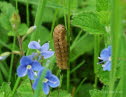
[33,0,47,38]
[0,62,8,79]
[8,35,16,82]
[94,35,100,88]
[67,0,71,91]
[33,69,47,97]
[108,0,121,97]
[50,6,59,41]
[16,0,18,10]
[26,0,30,26]
[11,77,21,97]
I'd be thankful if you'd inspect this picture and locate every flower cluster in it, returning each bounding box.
[17,41,60,95]
[98,46,112,71]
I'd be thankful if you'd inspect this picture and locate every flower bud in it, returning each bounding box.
[10,12,21,30]
[0,52,10,60]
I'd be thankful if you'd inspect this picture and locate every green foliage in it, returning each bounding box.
[70,34,94,62]
[0,1,16,31]
[76,84,94,97]
[72,12,105,34]
[8,24,28,36]
[0,82,11,97]
[50,89,72,97]
[16,79,34,97]
[90,87,108,97]
[0,0,125,97]
[96,64,110,85]
[96,0,110,11]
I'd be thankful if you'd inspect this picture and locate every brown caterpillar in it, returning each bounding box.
[53,24,68,69]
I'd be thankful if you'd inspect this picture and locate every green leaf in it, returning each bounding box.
[35,26,50,43]
[76,84,94,97]
[0,1,16,31]
[97,11,110,26]
[16,79,33,97]
[90,87,108,97]
[72,12,105,34]
[96,62,121,85]
[0,82,11,97]
[96,64,110,85]
[8,24,28,36]
[70,34,94,62]
[96,0,110,12]
[50,90,72,97]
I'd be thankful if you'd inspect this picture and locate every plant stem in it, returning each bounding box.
[26,0,30,26]
[94,35,100,88]
[11,77,21,97]
[108,0,121,97]
[32,0,47,40]
[67,0,71,91]
[50,4,59,41]
[15,0,18,9]
[8,35,16,82]
[8,0,19,82]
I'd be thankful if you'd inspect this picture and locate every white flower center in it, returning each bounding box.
[27,65,32,69]
[109,57,111,61]
[43,78,48,83]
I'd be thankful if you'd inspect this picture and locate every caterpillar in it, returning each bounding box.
[53,24,68,69]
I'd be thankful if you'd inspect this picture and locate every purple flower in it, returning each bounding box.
[28,41,54,59]
[17,56,43,80]
[32,68,60,95]
[98,46,112,71]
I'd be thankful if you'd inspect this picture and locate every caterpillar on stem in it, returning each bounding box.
[53,24,68,69]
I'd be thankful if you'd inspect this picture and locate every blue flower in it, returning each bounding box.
[17,56,43,80]
[98,46,112,71]
[32,68,60,95]
[28,41,54,59]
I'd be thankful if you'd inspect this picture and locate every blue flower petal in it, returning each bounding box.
[40,43,49,52]
[17,65,27,77]
[27,55,34,60]
[32,61,43,71]
[28,41,41,49]
[99,47,110,61]
[27,69,35,80]
[41,51,54,59]
[43,83,50,95]
[20,56,32,66]
[32,78,39,90]
[47,74,60,88]
[102,61,111,71]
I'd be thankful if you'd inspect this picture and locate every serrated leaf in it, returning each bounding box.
[17,79,34,97]
[96,62,121,85]
[70,34,94,62]
[72,12,105,34]
[96,0,110,12]
[0,82,11,97]
[96,64,110,85]
[90,88,108,97]
[50,90,72,97]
